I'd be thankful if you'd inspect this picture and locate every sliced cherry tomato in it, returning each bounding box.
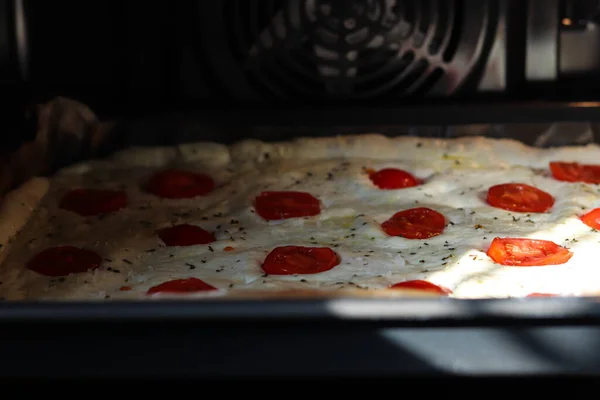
[261,246,340,275]
[254,191,321,221]
[486,237,573,267]
[146,169,215,199]
[369,168,420,190]
[156,224,215,246]
[390,280,452,295]
[526,293,559,298]
[581,208,600,230]
[60,189,127,216]
[147,278,217,295]
[550,161,600,184]
[381,207,446,239]
[26,246,102,277]
[486,183,554,213]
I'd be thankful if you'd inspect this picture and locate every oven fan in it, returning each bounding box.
[197,0,498,100]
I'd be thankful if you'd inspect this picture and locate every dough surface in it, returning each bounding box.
[1,134,599,301]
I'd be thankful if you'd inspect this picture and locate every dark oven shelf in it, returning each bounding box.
[1,297,600,379]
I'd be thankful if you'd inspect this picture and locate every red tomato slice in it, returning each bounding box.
[262,246,340,275]
[390,280,452,295]
[60,189,127,216]
[147,277,217,295]
[526,293,559,298]
[369,168,420,189]
[381,207,446,239]
[581,208,600,230]
[26,246,102,277]
[550,161,600,184]
[146,169,215,199]
[156,224,215,246]
[254,191,321,221]
[486,183,554,213]
[486,237,573,267]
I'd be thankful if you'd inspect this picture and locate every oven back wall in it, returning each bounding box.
[22,0,512,119]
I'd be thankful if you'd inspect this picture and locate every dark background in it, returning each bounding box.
[2,0,600,119]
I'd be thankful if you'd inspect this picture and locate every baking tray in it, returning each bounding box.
[3,100,600,380]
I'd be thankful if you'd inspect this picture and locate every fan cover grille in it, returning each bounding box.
[204,0,496,99]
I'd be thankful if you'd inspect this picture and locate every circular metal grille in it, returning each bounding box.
[202,0,496,99]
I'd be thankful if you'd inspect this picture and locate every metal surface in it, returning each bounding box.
[559,25,600,76]
[477,0,506,91]
[526,0,558,81]
[197,0,500,99]
[13,0,26,81]
[1,320,600,378]
[1,296,600,324]
[0,0,11,81]
[109,102,600,151]
[0,0,27,82]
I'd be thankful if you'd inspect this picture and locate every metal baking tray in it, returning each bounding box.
[3,101,600,380]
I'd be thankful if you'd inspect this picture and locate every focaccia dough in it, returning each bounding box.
[1,134,600,301]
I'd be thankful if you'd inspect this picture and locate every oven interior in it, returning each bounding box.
[2,0,600,380]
